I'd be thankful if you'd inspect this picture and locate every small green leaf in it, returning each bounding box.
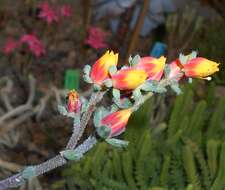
[103,79,113,88]
[22,166,36,179]
[67,112,76,118]
[164,64,171,77]
[73,113,80,126]
[188,51,197,60]
[106,138,129,148]
[179,53,188,65]
[110,104,119,113]
[83,65,91,75]
[112,88,120,100]
[140,81,167,93]
[114,97,133,109]
[109,65,117,75]
[58,105,68,116]
[132,88,142,100]
[93,84,101,91]
[128,56,133,63]
[83,74,93,84]
[61,150,83,161]
[81,102,88,113]
[97,126,111,139]
[129,54,141,66]
[93,109,104,127]
[171,83,182,95]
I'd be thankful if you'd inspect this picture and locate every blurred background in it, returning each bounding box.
[0,0,224,189]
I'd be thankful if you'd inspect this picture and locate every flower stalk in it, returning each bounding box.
[0,50,219,190]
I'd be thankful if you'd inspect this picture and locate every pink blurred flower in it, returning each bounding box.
[60,5,72,17]
[38,2,59,24]
[20,34,45,57]
[2,38,18,55]
[85,26,110,49]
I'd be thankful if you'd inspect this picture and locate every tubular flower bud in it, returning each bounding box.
[90,50,118,85]
[135,56,166,81]
[111,68,148,90]
[183,57,219,80]
[67,90,80,112]
[101,109,132,138]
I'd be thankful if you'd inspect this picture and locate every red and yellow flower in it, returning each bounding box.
[101,109,132,137]
[135,56,166,81]
[67,90,80,112]
[111,68,148,90]
[90,50,118,85]
[183,57,219,79]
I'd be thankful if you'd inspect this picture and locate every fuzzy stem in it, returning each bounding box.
[132,78,173,111]
[0,92,104,190]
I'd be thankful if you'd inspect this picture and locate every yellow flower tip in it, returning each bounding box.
[159,56,167,63]
[112,68,148,90]
[90,50,119,85]
[102,50,118,64]
[184,58,220,78]
[68,89,78,96]
[204,60,220,75]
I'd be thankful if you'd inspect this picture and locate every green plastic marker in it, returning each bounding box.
[64,69,80,90]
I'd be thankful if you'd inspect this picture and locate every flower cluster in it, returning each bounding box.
[38,2,72,24]
[80,50,219,146]
[2,34,45,57]
[84,50,219,88]
[85,26,110,49]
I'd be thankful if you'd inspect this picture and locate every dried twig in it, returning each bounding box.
[0,76,35,125]
[0,77,13,111]
[0,159,22,173]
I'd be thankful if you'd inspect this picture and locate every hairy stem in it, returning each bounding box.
[0,91,104,190]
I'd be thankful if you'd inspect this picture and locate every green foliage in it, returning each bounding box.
[192,18,225,85]
[52,85,225,190]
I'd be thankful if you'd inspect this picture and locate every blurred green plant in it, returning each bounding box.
[52,84,225,190]
[191,17,225,85]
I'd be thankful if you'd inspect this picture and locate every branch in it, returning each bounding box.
[66,91,105,149]
[0,136,97,190]
[0,91,104,190]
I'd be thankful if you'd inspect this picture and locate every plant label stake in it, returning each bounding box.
[64,69,80,90]
[150,42,167,58]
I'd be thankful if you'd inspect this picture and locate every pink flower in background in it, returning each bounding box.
[20,34,45,57]
[2,38,18,55]
[60,5,72,17]
[85,26,110,49]
[38,2,59,24]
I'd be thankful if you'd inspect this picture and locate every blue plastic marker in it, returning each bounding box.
[150,42,167,58]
